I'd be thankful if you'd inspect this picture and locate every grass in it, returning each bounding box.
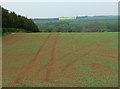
[2,32,118,87]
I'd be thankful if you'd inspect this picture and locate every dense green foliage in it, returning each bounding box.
[2,28,26,36]
[34,16,118,32]
[2,7,39,35]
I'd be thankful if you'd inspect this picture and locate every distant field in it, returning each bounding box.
[33,16,118,32]
[33,16,117,25]
[3,32,118,87]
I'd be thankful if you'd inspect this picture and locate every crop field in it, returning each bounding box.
[2,32,118,87]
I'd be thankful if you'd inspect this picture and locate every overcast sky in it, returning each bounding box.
[1,0,119,2]
[1,2,118,18]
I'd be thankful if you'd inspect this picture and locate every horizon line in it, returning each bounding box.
[31,15,117,19]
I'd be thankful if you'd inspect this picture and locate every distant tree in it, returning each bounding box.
[2,7,39,34]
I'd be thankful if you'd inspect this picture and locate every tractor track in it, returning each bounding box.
[44,33,60,83]
[9,33,52,87]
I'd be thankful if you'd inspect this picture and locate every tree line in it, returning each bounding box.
[1,6,118,34]
[36,20,118,32]
[2,7,39,35]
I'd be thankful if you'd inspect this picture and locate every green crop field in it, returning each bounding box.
[3,32,118,87]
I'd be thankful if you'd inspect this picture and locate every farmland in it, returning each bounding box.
[33,16,118,32]
[2,32,118,87]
